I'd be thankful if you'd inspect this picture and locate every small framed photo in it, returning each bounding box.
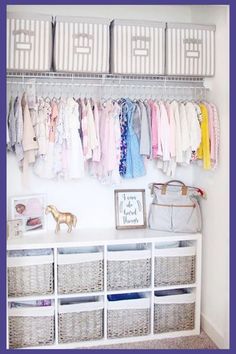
[114,189,147,230]
[10,194,46,234]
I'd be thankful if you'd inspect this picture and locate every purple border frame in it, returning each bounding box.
[1,0,234,353]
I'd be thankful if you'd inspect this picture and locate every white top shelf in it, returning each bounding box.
[7,228,201,250]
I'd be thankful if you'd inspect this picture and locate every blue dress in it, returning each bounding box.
[124,99,146,179]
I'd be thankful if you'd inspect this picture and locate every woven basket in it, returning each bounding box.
[154,247,196,286]
[8,255,54,297]
[107,250,151,291]
[107,297,151,338]
[57,252,104,294]
[58,302,104,343]
[8,306,55,348]
[154,293,195,333]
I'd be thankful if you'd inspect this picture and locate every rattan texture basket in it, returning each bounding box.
[107,308,150,338]
[8,263,54,297]
[58,260,104,294]
[58,309,104,343]
[154,302,195,333]
[107,258,151,290]
[9,314,55,348]
[154,255,196,286]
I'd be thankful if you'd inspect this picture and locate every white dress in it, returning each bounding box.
[64,98,84,179]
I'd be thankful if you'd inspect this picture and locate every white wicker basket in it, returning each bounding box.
[7,12,53,71]
[110,19,166,75]
[54,16,110,73]
[154,246,196,286]
[107,296,151,338]
[8,305,55,348]
[166,22,216,76]
[7,254,54,297]
[57,250,104,294]
[107,249,151,291]
[154,292,195,333]
[58,298,104,343]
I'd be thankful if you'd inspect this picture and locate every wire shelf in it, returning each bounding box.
[6,71,208,100]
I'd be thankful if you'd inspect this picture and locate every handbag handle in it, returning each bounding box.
[149,180,187,196]
[149,180,206,198]
[162,180,187,195]
[165,180,186,186]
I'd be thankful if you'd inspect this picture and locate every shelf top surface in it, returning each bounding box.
[7,228,201,249]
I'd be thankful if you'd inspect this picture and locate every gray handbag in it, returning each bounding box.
[148,180,203,233]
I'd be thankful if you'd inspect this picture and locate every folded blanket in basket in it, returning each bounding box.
[8,249,52,257]
[155,289,188,297]
[108,293,142,301]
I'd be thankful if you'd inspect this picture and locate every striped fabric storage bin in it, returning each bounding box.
[7,12,53,71]
[54,16,110,73]
[110,19,166,75]
[166,22,216,76]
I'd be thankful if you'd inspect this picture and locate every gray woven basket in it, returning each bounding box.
[107,258,151,290]
[8,263,54,297]
[154,302,195,333]
[58,260,104,294]
[9,314,55,348]
[59,309,104,343]
[107,308,150,338]
[154,255,196,286]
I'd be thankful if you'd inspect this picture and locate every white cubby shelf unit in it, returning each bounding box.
[7,228,202,349]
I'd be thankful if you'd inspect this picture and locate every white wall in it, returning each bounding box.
[7,4,194,229]
[190,5,230,349]
[7,4,230,349]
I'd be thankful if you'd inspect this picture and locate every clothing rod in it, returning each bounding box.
[7,81,208,90]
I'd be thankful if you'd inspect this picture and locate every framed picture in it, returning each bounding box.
[10,194,46,234]
[114,189,147,230]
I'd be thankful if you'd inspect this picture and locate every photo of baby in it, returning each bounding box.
[12,195,45,233]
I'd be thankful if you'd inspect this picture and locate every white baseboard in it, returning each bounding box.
[201,313,229,349]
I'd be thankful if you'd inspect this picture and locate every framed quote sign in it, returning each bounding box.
[114,189,147,229]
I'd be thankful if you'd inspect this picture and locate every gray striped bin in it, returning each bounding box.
[166,22,216,76]
[110,19,166,75]
[54,16,110,73]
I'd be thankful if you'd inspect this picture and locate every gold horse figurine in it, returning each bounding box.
[45,205,77,233]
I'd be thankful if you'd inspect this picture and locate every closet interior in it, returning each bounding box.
[6,4,229,350]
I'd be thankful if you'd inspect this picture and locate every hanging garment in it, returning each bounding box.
[179,102,191,164]
[8,97,16,150]
[14,96,24,162]
[143,100,152,159]
[119,98,129,176]
[150,100,159,159]
[197,103,211,170]
[21,93,39,184]
[64,98,84,179]
[159,100,170,162]
[138,100,151,157]
[86,99,98,159]
[170,100,183,163]
[185,102,201,154]
[124,99,145,179]
[210,103,220,169]
[92,100,101,163]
